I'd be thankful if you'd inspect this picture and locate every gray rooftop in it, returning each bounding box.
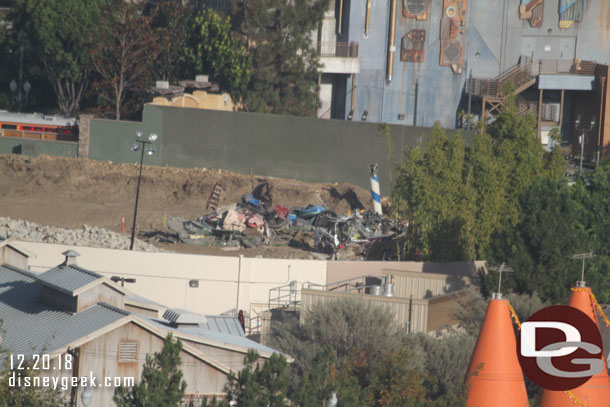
[146,317,280,356]
[0,110,76,127]
[0,264,128,358]
[163,310,245,337]
[37,264,103,295]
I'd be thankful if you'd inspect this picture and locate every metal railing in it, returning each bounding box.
[268,280,299,310]
[466,56,598,98]
[303,274,383,294]
[536,59,596,76]
[315,42,359,58]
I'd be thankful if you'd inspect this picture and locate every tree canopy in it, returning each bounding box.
[230,0,328,115]
[1,0,329,119]
[387,97,610,304]
[9,0,107,115]
[184,9,251,98]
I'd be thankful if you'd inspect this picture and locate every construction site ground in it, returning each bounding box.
[0,155,375,259]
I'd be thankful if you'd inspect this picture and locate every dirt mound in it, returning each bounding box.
[0,154,374,258]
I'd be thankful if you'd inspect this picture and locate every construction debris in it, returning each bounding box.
[0,217,160,252]
[164,183,403,258]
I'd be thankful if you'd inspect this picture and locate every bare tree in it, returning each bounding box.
[90,0,158,120]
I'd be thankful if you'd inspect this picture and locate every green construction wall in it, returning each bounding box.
[89,117,164,166]
[0,136,78,157]
[88,105,472,192]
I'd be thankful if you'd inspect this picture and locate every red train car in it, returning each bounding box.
[0,110,78,142]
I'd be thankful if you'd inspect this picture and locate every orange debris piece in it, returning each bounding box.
[540,286,610,407]
[466,298,529,407]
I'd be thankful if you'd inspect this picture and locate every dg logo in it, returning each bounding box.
[517,305,605,391]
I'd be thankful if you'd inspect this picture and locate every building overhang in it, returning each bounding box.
[319,56,360,74]
[538,75,596,90]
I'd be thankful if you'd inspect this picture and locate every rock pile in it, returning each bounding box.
[0,217,160,252]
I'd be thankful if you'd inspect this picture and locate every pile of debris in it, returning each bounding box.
[0,217,160,252]
[163,183,403,257]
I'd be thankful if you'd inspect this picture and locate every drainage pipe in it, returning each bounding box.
[369,164,383,215]
[365,0,371,37]
[338,0,343,34]
[386,0,397,82]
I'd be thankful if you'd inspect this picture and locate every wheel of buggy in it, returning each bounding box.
[267,216,288,229]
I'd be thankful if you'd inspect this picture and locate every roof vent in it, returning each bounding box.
[62,250,80,266]
[163,309,208,326]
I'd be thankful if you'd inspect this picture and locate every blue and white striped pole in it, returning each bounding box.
[369,163,383,215]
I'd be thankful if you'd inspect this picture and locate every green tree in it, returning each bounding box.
[367,349,430,407]
[184,9,251,99]
[485,178,591,303]
[230,0,328,115]
[224,350,290,407]
[0,322,67,407]
[9,0,107,115]
[90,0,158,120]
[114,333,187,407]
[0,361,67,407]
[392,123,476,261]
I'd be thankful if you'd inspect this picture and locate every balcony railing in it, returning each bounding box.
[315,42,359,58]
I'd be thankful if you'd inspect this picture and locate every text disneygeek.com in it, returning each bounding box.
[9,372,135,391]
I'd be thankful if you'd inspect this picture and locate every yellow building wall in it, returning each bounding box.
[151,91,239,112]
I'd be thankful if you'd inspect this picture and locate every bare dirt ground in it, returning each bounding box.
[0,154,373,258]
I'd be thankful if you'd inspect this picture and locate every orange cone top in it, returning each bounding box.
[466,296,529,407]
[540,285,610,407]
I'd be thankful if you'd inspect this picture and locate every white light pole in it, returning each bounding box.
[129,131,158,250]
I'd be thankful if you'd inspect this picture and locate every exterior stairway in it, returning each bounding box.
[465,56,597,120]
[466,56,537,102]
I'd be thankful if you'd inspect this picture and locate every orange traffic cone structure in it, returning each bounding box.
[540,284,610,407]
[466,294,529,407]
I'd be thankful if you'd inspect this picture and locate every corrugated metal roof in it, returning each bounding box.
[145,317,280,356]
[0,264,127,359]
[203,315,245,336]
[37,264,102,295]
[125,294,165,308]
[162,310,244,336]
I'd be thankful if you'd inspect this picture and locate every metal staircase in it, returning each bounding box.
[466,56,597,120]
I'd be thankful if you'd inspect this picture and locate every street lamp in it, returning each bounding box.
[10,32,30,112]
[111,276,137,286]
[81,386,92,407]
[574,114,596,175]
[129,131,158,250]
[9,79,31,111]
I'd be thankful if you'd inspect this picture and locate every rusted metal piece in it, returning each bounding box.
[402,0,430,20]
[439,0,467,74]
[401,30,426,63]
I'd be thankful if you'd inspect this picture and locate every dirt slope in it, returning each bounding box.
[0,154,374,258]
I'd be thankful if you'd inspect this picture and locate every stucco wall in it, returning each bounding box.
[14,241,328,317]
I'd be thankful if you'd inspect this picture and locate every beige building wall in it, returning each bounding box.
[383,270,473,300]
[150,91,239,112]
[326,260,486,285]
[12,242,327,317]
[39,321,229,407]
[300,289,428,333]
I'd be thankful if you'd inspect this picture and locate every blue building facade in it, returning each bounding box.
[334,0,610,129]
